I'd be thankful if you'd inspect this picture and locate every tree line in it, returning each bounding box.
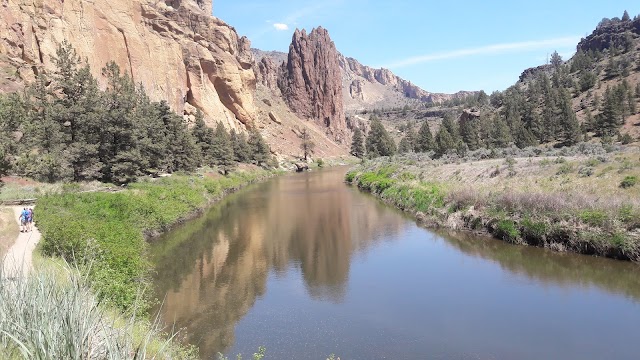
[0,42,271,184]
[353,35,639,159]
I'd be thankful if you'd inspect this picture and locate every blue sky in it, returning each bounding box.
[214,1,639,94]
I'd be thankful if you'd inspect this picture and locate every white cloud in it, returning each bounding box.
[383,36,583,69]
[273,23,289,31]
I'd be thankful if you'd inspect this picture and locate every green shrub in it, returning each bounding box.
[495,219,519,243]
[345,171,356,183]
[620,175,637,188]
[520,219,548,242]
[556,162,575,175]
[578,166,594,177]
[579,210,609,227]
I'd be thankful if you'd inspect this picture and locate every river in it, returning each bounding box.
[151,166,640,359]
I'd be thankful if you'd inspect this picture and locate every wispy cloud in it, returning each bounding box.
[383,36,582,69]
[283,0,343,25]
[273,23,289,31]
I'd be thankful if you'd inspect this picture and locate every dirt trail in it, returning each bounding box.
[1,206,41,278]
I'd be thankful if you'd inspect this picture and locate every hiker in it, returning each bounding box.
[19,207,29,233]
[27,208,34,232]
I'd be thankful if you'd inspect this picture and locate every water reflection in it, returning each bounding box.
[437,230,640,302]
[151,168,408,357]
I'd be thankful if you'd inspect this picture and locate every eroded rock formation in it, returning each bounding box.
[277,27,347,143]
[0,0,255,131]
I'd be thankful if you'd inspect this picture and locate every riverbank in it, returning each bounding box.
[35,168,275,312]
[0,167,275,359]
[346,144,640,261]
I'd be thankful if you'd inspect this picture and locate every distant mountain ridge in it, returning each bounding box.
[252,46,476,114]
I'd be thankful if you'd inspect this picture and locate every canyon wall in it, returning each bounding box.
[0,0,254,131]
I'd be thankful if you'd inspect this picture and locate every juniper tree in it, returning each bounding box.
[365,116,396,157]
[397,126,417,154]
[415,121,434,152]
[191,110,214,165]
[299,128,315,161]
[350,127,365,158]
[434,126,455,157]
[211,122,234,170]
[248,127,270,164]
[230,129,251,163]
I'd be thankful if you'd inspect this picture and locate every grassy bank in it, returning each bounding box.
[0,207,18,258]
[36,169,274,313]
[0,260,196,359]
[346,144,640,261]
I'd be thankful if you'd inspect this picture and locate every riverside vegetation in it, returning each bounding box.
[1,169,274,359]
[0,41,278,359]
[346,143,640,261]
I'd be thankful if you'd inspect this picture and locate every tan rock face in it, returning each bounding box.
[278,27,347,143]
[0,0,254,131]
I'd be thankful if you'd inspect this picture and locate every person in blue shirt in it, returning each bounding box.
[19,208,29,233]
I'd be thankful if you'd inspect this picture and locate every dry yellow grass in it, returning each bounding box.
[0,207,18,258]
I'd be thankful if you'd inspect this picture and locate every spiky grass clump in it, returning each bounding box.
[0,263,196,360]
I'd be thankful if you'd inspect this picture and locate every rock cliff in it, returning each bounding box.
[339,55,476,110]
[0,0,255,131]
[577,16,640,53]
[277,28,347,143]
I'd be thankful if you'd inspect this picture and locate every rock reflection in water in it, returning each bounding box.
[151,167,407,357]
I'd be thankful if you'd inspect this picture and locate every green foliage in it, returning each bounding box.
[398,126,417,154]
[365,116,396,157]
[0,265,198,360]
[247,128,271,164]
[620,175,638,188]
[350,128,365,158]
[416,121,434,152]
[36,171,269,312]
[299,128,315,160]
[495,220,520,243]
[0,42,265,184]
[345,171,356,183]
[556,162,575,175]
[579,210,609,227]
[520,219,548,242]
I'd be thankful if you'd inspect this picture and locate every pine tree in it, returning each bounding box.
[434,126,455,157]
[416,121,434,152]
[230,129,251,163]
[248,127,270,164]
[365,116,396,157]
[490,115,513,148]
[622,10,631,22]
[550,51,563,68]
[191,110,214,165]
[350,128,365,158]
[557,89,581,145]
[459,117,481,151]
[397,127,417,154]
[597,87,622,137]
[210,122,234,170]
[299,128,315,161]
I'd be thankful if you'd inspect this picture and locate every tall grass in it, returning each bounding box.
[36,171,272,312]
[347,155,640,261]
[0,262,196,360]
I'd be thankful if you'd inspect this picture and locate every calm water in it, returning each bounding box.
[151,167,640,359]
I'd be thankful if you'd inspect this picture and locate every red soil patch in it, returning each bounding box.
[1,176,38,186]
